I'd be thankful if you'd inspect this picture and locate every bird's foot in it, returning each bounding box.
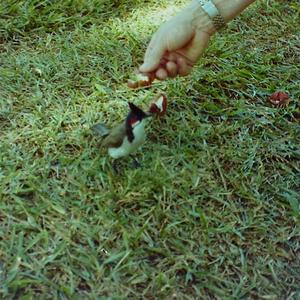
[111,160,123,175]
[130,155,142,169]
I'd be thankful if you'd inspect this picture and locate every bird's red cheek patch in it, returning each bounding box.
[129,117,139,127]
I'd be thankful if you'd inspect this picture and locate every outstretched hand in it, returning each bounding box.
[139,1,215,80]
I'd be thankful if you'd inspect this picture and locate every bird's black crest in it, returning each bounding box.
[128,102,147,119]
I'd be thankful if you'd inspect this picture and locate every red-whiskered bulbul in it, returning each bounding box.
[92,102,151,159]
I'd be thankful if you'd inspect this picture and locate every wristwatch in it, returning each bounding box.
[197,0,226,31]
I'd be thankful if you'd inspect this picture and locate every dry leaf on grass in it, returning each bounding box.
[269,91,291,107]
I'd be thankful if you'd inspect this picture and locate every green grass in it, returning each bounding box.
[0,0,299,298]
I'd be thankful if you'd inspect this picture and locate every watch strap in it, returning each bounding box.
[197,0,226,30]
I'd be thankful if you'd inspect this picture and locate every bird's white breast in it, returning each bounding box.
[108,120,147,159]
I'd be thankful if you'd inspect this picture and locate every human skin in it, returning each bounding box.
[139,0,256,80]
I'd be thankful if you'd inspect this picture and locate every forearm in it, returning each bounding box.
[213,0,256,23]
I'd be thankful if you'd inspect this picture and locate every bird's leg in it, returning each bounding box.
[111,159,123,175]
[130,155,141,169]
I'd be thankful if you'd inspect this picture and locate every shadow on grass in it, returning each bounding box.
[0,0,158,39]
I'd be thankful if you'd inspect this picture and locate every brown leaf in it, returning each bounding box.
[148,94,168,117]
[269,91,291,107]
[127,70,155,89]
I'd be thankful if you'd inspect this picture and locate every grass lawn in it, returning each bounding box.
[0,0,299,298]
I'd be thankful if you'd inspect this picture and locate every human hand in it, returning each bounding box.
[139,0,216,80]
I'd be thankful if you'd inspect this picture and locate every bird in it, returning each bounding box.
[91,102,151,160]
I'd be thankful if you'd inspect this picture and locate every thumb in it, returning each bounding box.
[139,37,166,73]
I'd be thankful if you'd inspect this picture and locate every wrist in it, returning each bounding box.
[188,0,217,36]
[205,0,256,23]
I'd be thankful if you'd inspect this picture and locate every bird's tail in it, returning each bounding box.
[91,123,110,137]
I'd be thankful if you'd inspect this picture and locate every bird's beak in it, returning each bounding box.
[145,112,153,118]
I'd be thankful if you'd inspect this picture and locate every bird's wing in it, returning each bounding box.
[91,123,110,137]
[101,123,126,148]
